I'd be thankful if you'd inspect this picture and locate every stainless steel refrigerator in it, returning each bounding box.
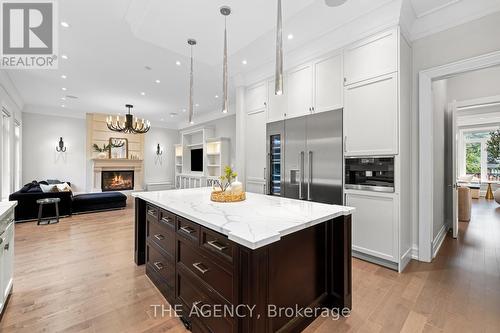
[266,109,343,205]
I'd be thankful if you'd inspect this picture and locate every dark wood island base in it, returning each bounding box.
[135,198,352,333]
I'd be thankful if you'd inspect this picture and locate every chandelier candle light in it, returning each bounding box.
[188,39,197,124]
[106,104,150,134]
[220,6,231,113]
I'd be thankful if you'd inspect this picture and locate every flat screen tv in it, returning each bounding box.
[190,148,203,172]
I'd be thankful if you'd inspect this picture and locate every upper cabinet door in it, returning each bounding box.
[344,73,398,156]
[313,53,343,113]
[246,82,267,113]
[267,79,287,123]
[286,64,313,119]
[344,29,398,86]
[245,109,267,184]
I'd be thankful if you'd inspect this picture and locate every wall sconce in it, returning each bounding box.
[56,137,67,152]
[156,143,163,155]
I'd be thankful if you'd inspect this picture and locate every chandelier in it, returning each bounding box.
[106,104,150,134]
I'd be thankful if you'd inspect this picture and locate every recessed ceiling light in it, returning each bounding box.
[195,103,199,107]
[61,54,68,60]
[170,112,178,117]
[60,97,66,100]
[60,21,70,28]
[190,121,195,125]
[176,61,181,66]
[215,95,219,98]
[242,60,247,65]
[61,104,66,108]
[62,87,67,91]
[182,108,186,112]
[160,118,164,121]
[155,79,161,84]
[287,34,294,40]
[61,74,67,79]
[140,92,146,96]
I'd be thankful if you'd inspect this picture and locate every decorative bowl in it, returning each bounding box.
[210,191,246,203]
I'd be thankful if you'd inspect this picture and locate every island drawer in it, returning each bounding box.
[176,217,200,244]
[178,237,234,304]
[200,227,234,264]
[146,204,159,220]
[177,266,235,333]
[146,241,175,291]
[159,209,175,229]
[147,218,175,260]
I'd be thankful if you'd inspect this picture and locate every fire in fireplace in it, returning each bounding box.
[102,170,134,191]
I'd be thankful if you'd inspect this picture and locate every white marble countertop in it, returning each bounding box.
[132,188,354,249]
[0,201,17,223]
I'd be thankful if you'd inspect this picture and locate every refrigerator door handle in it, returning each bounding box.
[299,151,305,200]
[308,151,312,201]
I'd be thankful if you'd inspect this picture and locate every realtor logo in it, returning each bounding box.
[0,0,58,69]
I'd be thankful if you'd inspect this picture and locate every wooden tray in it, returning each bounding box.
[210,191,246,203]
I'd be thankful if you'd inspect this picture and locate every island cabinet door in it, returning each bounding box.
[147,211,175,261]
[146,241,175,300]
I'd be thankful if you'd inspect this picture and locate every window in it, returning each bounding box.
[14,120,21,191]
[2,108,11,201]
[461,129,500,181]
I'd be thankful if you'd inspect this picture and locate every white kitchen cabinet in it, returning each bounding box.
[267,79,287,123]
[345,191,398,263]
[313,53,343,113]
[245,109,267,194]
[1,221,13,301]
[286,64,313,119]
[344,73,398,156]
[344,29,398,86]
[246,82,267,113]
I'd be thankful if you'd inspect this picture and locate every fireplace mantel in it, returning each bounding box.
[91,158,143,192]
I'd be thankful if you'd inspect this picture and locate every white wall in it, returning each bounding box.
[144,127,179,186]
[447,65,500,102]
[22,112,87,193]
[180,115,237,167]
[412,11,500,252]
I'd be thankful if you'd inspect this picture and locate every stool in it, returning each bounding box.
[36,198,61,225]
[458,187,471,222]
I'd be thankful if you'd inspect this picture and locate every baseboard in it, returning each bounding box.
[399,248,412,272]
[432,224,448,259]
[411,245,419,260]
[352,250,398,271]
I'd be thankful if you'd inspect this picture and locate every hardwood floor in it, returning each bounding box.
[0,199,499,333]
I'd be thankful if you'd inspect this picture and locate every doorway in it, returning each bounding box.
[419,53,500,262]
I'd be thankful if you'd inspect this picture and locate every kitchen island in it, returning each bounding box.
[133,188,354,333]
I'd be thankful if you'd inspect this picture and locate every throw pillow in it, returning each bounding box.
[56,183,72,192]
[40,184,59,193]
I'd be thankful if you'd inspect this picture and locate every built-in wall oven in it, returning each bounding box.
[345,157,395,193]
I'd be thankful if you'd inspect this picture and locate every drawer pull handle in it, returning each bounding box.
[154,234,165,241]
[207,240,227,252]
[153,261,164,270]
[180,226,195,234]
[192,262,209,274]
[4,243,9,251]
[147,209,157,216]
[161,217,172,224]
[192,301,209,316]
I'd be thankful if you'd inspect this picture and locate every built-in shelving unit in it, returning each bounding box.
[174,127,231,189]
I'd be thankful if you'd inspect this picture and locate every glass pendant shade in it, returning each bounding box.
[106,104,150,134]
[275,0,283,96]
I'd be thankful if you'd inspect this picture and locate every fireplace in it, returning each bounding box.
[101,170,134,191]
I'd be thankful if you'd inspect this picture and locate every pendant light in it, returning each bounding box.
[275,0,283,96]
[325,0,348,7]
[187,38,197,124]
[220,6,231,113]
[106,104,150,134]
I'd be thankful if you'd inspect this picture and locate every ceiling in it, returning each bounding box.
[6,0,500,128]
